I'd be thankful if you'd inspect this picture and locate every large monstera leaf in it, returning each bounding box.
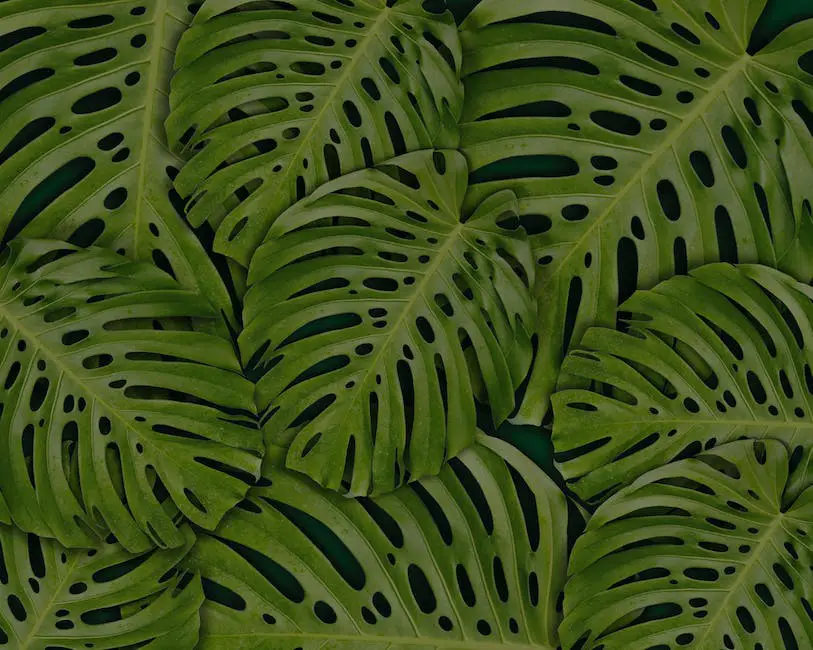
[561,439,813,650]
[460,0,813,423]
[0,0,236,326]
[240,150,536,495]
[0,524,202,649]
[0,240,261,553]
[166,0,463,266]
[553,263,813,505]
[189,435,567,650]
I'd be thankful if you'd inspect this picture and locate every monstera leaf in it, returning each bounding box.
[189,434,567,650]
[553,263,813,505]
[459,0,813,423]
[0,239,261,552]
[240,150,536,495]
[561,439,813,650]
[166,0,463,266]
[0,0,236,326]
[0,523,202,649]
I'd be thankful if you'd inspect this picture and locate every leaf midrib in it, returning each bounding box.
[0,294,176,469]
[133,0,171,254]
[251,6,392,247]
[692,513,783,647]
[535,53,751,298]
[202,631,548,650]
[17,553,82,650]
[316,221,464,432]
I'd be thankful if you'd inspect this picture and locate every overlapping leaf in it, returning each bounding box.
[166,0,463,266]
[189,434,567,649]
[0,239,261,552]
[2,1,812,649]
[460,0,813,423]
[562,439,813,650]
[0,523,202,649]
[240,150,536,495]
[553,263,813,504]
[0,0,236,326]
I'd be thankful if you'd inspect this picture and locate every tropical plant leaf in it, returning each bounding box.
[0,0,237,327]
[240,150,536,495]
[552,263,813,505]
[561,439,813,650]
[188,434,567,649]
[166,0,463,267]
[459,0,813,424]
[0,239,261,552]
[0,523,202,649]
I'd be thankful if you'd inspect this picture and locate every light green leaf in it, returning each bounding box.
[166,0,463,267]
[0,239,261,552]
[189,434,567,650]
[0,523,202,649]
[240,150,536,495]
[553,263,813,504]
[561,439,813,650]
[0,0,237,327]
[459,0,813,423]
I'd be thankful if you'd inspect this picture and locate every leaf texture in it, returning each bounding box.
[562,439,813,650]
[0,0,237,326]
[460,0,813,423]
[553,263,813,504]
[240,150,536,495]
[0,523,202,649]
[166,0,463,266]
[0,239,261,552]
[189,434,566,650]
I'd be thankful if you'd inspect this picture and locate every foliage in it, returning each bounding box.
[0,0,237,326]
[0,239,261,552]
[189,434,566,649]
[240,149,535,495]
[166,0,463,266]
[0,0,812,649]
[459,0,813,423]
[553,263,813,505]
[0,523,202,649]
[562,439,813,650]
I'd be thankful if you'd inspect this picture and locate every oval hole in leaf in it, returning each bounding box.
[469,156,578,184]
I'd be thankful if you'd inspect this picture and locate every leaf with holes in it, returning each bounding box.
[188,434,567,649]
[0,0,238,327]
[166,0,463,267]
[240,150,536,495]
[459,0,813,424]
[553,263,813,505]
[0,523,202,649]
[561,439,813,650]
[0,239,261,553]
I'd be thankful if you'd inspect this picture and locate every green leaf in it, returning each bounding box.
[0,0,237,327]
[0,239,261,552]
[459,0,813,424]
[0,493,10,526]
[189,434,567,649]
[240,150,536,495]
[0,523,202,649]
[561,439,813,650]
[166,0,463,267]
[552,263,813,505]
